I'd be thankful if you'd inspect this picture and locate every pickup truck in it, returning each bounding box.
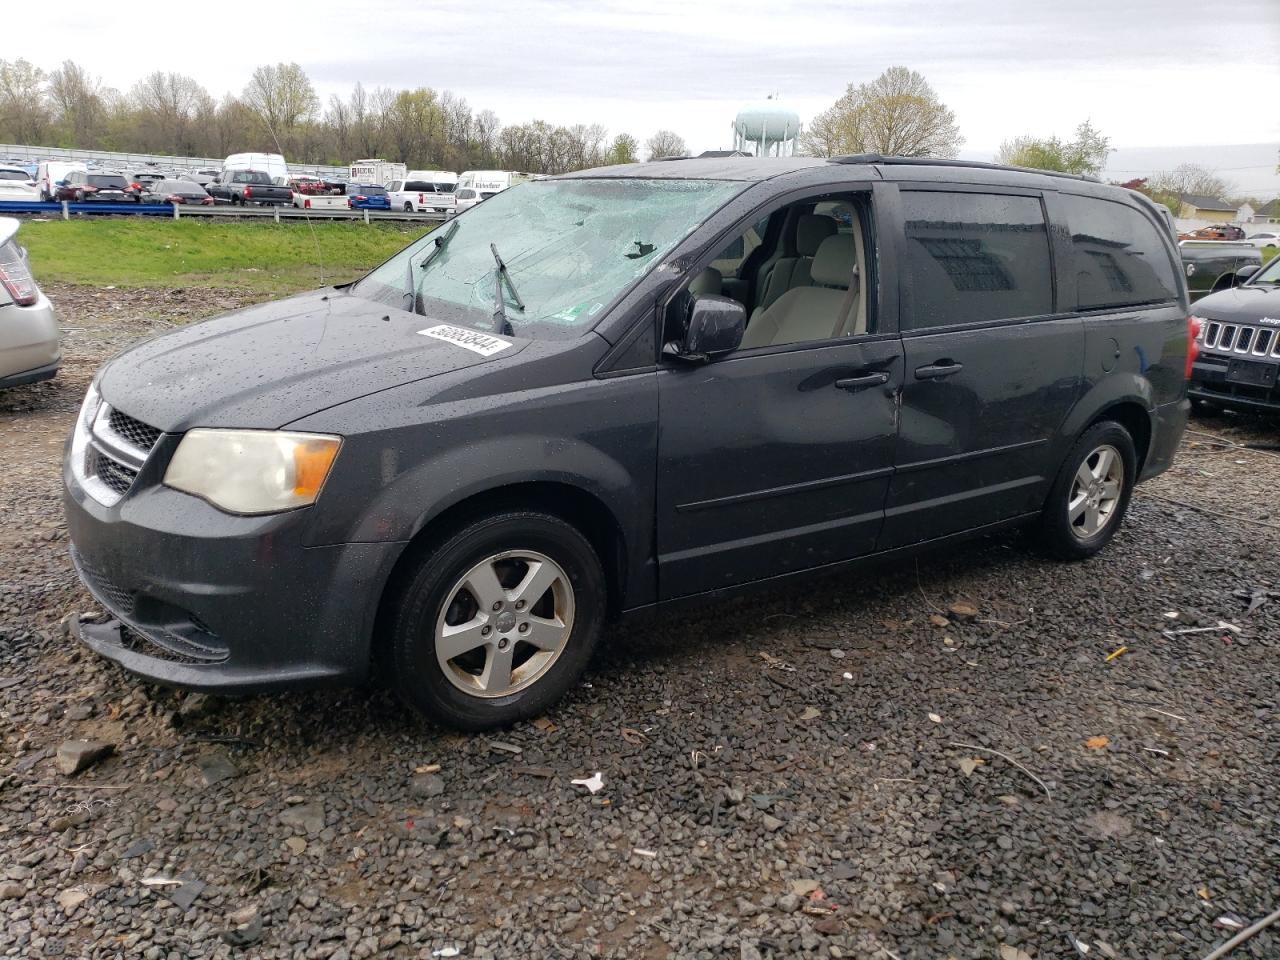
[292,190,351,211]
[1179,240,1262,302]
[207,171,292,206]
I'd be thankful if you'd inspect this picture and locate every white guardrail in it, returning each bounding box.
[0,143,348,180]
[0,199,445,224]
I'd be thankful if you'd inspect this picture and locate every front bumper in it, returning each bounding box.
[63,438,404,693]
[1190,355,1280,413]
[0,292,59,387]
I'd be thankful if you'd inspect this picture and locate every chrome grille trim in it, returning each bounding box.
[73,401,163,507]
[1201,320,1280,360]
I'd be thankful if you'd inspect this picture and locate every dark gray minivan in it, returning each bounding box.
[64,156,1191,729]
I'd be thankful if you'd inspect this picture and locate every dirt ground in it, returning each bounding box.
[1,284,1277,959]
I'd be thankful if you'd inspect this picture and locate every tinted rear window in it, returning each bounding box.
[232,171,271,184]
[359,185,386,195]
[1059,194,1179,310]
[0,170,27,181]
[405,180,436,192]
[901,191,1054,328]
[88,175,127,188]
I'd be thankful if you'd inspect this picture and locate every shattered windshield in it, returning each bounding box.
[352,177,742,340]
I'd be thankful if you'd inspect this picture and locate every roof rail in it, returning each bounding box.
[651,155,696,162]
[828,153,1101,183]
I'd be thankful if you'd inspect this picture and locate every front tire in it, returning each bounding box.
[1037,421,1136,560]
[388,511,606,730]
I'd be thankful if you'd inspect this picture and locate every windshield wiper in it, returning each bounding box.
[403,220,459,314]
[490,242,525,334]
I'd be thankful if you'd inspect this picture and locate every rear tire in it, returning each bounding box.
[403,202,414,212]
[388,511,606,730]
[1037,421,1136,560]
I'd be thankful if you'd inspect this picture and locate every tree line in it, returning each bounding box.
[0,58,685,173]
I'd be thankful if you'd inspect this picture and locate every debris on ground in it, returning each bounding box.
[54,739,114,776]
[571,772,605,794]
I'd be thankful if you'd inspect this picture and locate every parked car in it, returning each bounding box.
[345,183,390,210]
[54,172,133,203]
[1180,224,1245,241]
[206,170,292,206]
[1179,240,1262,302]
[188,168,222,186]
[1188,253,1280,414]
[0,166,39,202]
[63,156,1190,730]
[387,171,457,214]
[140,180,213,205]
[35,160,87,201]
[1244,231,1279,251]
[0,217,58,388]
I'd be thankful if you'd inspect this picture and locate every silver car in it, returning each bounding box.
[0,218,59,388]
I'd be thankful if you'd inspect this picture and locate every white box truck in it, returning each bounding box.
[349,159,406,185]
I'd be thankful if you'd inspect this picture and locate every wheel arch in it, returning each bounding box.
[369,480,630,676]
[1059,375,1156,475]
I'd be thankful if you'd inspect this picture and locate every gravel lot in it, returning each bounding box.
[2,284,1278,959]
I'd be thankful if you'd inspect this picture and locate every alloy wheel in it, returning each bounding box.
[434,550,575,698]
[1068,443,1124,539]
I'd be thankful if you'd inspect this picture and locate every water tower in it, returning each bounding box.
[731,99,801,157]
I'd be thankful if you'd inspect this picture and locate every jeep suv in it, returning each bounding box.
[64,156,1191,730]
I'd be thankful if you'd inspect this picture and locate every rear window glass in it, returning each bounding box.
[1059,194,1179,310]
[357,185,386,195]
[88,175,127,188]
[901,192,1054,328]
[232,171,271,184]
[405,180,436,192]
[0,170,27,181]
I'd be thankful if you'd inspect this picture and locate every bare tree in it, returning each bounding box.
[242,62,319,154]
[1147,163,1235,202]
[802,66,963,159]
[130,72,210,154]
[46,61,107,147]
[645,130,687,160]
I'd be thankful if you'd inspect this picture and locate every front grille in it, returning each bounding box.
[72,546,135,617]
[1205,321,1280,359]
[106,409,162,452]
[88,447,138,495]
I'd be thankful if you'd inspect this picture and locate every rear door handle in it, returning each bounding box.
[914,360,964,380]
[834,372,890,392]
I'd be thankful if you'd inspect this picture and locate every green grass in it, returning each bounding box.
[18,218,432,294]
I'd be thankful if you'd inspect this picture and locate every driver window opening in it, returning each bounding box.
[666,193,874,352]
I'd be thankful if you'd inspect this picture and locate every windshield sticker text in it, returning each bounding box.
[417,324,512,356]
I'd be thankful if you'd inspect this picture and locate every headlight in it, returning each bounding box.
[164,429,341,515]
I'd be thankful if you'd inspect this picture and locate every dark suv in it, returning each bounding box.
[63,156,1191,730]
[1188,253,1280,413]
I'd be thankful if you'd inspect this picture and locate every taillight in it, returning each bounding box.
[1186,316,1203,379]
[304,198,311,209]
[244,186,252,199]
[0,239,39,306]
[418,193,424,203]
[355,195,366,202]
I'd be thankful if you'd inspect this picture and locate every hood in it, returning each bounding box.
[98,289,527,432]
[1193,283,1280,325]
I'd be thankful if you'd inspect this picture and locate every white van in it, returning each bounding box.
[454,170,530,212]
[35,161,88,202]
[221,153,289,185]
[386,170,458,214]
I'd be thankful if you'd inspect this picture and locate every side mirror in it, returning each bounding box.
[1233,264,1261,285]
[681,295,745,360]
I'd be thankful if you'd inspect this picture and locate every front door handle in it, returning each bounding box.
[834,372,890,392]
[914,360,964,380]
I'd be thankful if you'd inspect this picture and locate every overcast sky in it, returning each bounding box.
[20,0,1280,191]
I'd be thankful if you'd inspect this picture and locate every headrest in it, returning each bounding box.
[810,234,857,288]
[796,214,837,256]
[687,266,722,296]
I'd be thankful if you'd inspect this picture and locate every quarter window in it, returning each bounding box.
[901,192,1054,328]
[1059,194,1179,310]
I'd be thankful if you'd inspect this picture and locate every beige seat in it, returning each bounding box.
[757,213,836,311]
[687,266,723,297]
[740,234,859,349]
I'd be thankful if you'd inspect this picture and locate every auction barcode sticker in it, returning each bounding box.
[417,324,512,357]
